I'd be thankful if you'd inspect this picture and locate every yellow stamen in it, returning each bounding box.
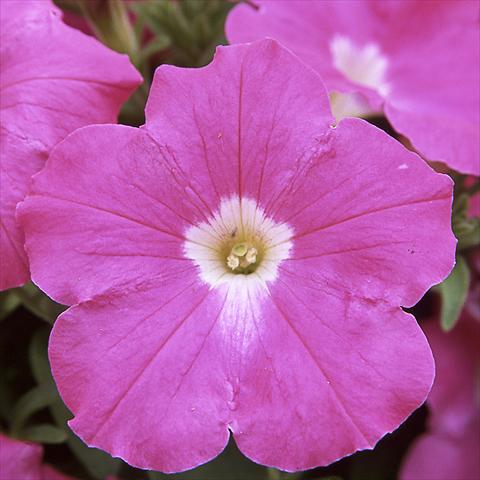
[227,243,258,272]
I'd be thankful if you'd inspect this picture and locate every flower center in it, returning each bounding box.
[329,34,390,97]
[184,197,293,289]
[226,242,258,273]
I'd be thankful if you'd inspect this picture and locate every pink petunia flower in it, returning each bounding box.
[18,40,455,472]
[0,433,120,479]
[226,0,480,175]
[469,192,480,219]
[400,310,480,480]
[0,433,76,480]
[0,0,142,290]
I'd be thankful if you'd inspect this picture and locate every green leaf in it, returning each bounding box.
[438,255,470,331]
[452,193,480,250]
[456,217,480,250]
[0,290,21,321]
[11,383,58,433]
[148,439,265,480]
[27,327,121,478]
[139,36,171,63]
[29,327,54,385]
[50,398,122,479]
[267,469,303,480]
[20,423,67,444]
[77,0,139,61]
[66,434,121,479]
[14,282,65,325]
[131,0,233,67]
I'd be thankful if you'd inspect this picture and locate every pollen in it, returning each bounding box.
[227,243,258,273]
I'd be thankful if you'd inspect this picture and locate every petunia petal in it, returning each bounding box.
[20,39,455,472]
[271,118,456,308]
[226,0,480,175]
[19,39,333,305]
[400,428,480,480]
[0,434,77,480]
[231,289,433,470]
[144,39,334,206]
[0,0,141,290]
[423,315,480,436]
[384,8,480,175]
[400,314,480,480]
[0,434,43,480]
[50,278,235,472]
[225,0,380,101]
[19,125,201,305]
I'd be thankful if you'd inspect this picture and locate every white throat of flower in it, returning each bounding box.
[184,197,293,291]
[330,34,390,97]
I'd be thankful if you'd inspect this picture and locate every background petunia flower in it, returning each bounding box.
[226,0,480,175]
[469,192,480,219]
[0,0,142,291]
[0,433,76,480]
[18,39,455,472]
[400,309,480,480]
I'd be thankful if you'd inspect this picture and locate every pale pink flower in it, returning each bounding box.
[400,312,480,480]
[0,433,76,480]
[226,0,480,175]
[469,192,480,219]
[0,0,141,290]
[19,40,455,472]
